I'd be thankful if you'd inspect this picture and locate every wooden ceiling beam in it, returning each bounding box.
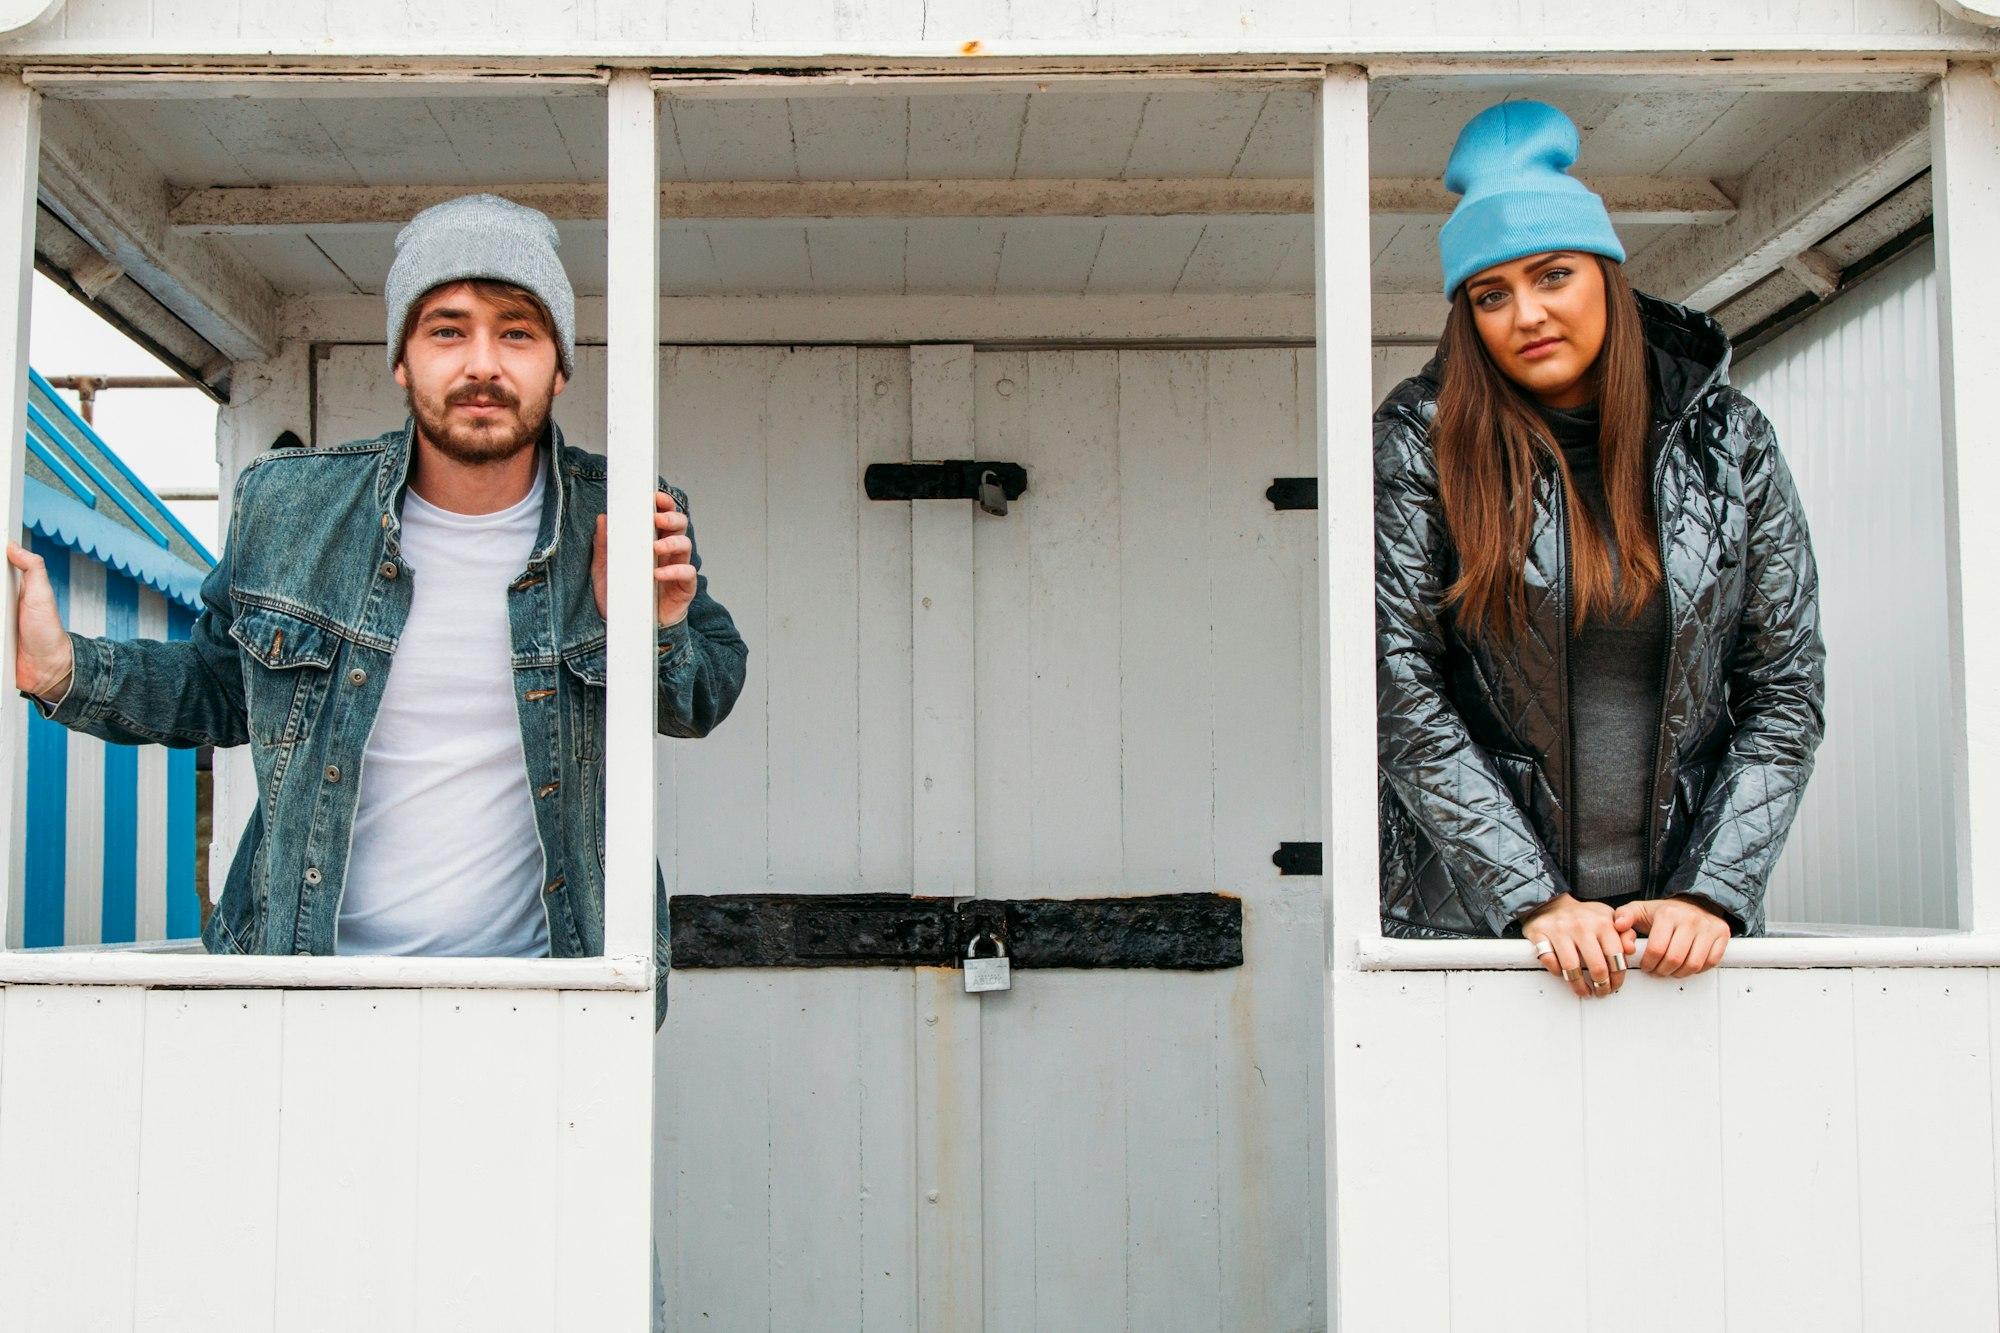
[168,175,1736,233]
[1624,92,1930,309]
[39,99,280,361]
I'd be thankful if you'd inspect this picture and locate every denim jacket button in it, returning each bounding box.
[324,765,341,783]
[381,561,399,580]
[347,668,367,687]
[303,866,323,886]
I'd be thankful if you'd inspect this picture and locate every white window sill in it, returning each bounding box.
[1354,930,1999,971]
[0,944,652,991]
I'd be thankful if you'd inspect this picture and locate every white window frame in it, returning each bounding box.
[0,67,659,994]
[1,57,1991,983]
[1317,58,2000,973]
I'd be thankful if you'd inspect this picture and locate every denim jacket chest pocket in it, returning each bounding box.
[561,642,606,761]
[227,605,342,746]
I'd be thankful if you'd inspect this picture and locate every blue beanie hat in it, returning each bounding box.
[1437,100,1625,298]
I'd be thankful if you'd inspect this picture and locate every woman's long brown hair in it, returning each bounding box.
[1432,256,1659,642]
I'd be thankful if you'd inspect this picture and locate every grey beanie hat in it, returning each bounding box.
[384,193,576,375]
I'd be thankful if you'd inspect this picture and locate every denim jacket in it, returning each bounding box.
[32,419,748,1027]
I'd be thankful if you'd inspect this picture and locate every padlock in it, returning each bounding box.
[977,468,1009,517]
[963,932,1012,993]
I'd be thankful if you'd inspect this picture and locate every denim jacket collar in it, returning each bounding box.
[375,416,573,573]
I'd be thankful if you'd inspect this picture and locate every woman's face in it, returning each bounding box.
[1463,251,1607,409]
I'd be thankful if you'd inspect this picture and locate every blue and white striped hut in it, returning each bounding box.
[16,368,212,950]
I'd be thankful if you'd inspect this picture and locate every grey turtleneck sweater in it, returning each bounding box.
[1539,401,1669,901]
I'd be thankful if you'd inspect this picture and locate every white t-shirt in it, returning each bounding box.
[335,461,551,958]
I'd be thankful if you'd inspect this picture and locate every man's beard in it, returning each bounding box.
[406,378,554,465]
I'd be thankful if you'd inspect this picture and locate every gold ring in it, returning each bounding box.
[1561,967,1583,983]
[1611,954,1628,972]
[1590,978,1610,992]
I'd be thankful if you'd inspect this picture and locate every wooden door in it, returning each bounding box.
[316,342,1327,1330]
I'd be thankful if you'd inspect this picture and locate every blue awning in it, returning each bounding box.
[22,476,208,612]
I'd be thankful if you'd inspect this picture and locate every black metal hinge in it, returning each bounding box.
[1266,478,1318,511]
[1271,842,1322,876]
[865,461,1028,504]
[667,891,1242,970]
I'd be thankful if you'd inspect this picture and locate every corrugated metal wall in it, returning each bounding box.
[1733,241,1956,929]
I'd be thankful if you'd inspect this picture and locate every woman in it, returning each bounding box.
[1374,99,1826,998]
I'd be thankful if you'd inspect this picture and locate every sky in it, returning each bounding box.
[27,272,222,552]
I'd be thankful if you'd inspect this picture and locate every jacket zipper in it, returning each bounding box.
[1639,418,1685,889]
[1555,477,1579,886]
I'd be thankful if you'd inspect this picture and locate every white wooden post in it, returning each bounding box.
[590,69,661,1330]
[605,69,661,965]
[1930,62,2000,933]
[0,74,39,950]
[1313,62,1376,1330]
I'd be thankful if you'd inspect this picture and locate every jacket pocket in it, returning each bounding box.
[1659,756,1719,870]
[560,643,606,763]
[1673,758,1716,825]
[1486,748,1550,823]
[227,605,339,746]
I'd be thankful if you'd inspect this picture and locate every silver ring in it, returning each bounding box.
[1532,938,1554,959]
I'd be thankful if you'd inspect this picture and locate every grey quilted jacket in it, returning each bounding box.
[1375,292,1825,939]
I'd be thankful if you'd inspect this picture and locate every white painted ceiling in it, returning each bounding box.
[73,81,1876,302]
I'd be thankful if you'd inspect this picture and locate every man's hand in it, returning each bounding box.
[592,490,696,629]
[5,540,76,700]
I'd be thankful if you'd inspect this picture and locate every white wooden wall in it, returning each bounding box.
[967,346,1324,1330]
[315,340,1327,1329]
[1735,242,1958,930]
[0,984,654,1331]
[1330,964,2000,1331]
[0,0,1989,53]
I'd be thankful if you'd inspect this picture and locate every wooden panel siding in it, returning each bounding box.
[0,984,654,1330]
[1329,966,2000,1331]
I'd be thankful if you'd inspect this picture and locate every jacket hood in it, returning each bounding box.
[1409,288,1732,426]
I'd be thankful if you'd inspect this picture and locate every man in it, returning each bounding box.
[6,192,746,1031]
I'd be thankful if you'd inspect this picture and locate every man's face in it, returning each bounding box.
[394,280,567,464]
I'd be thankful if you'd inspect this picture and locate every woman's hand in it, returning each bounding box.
[1518,894,1633,998]
[1612,896,1731,979]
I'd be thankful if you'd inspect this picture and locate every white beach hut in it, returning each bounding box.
[0,1,1995,1329]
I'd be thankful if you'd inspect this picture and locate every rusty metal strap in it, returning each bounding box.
[667,891,1242,970]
